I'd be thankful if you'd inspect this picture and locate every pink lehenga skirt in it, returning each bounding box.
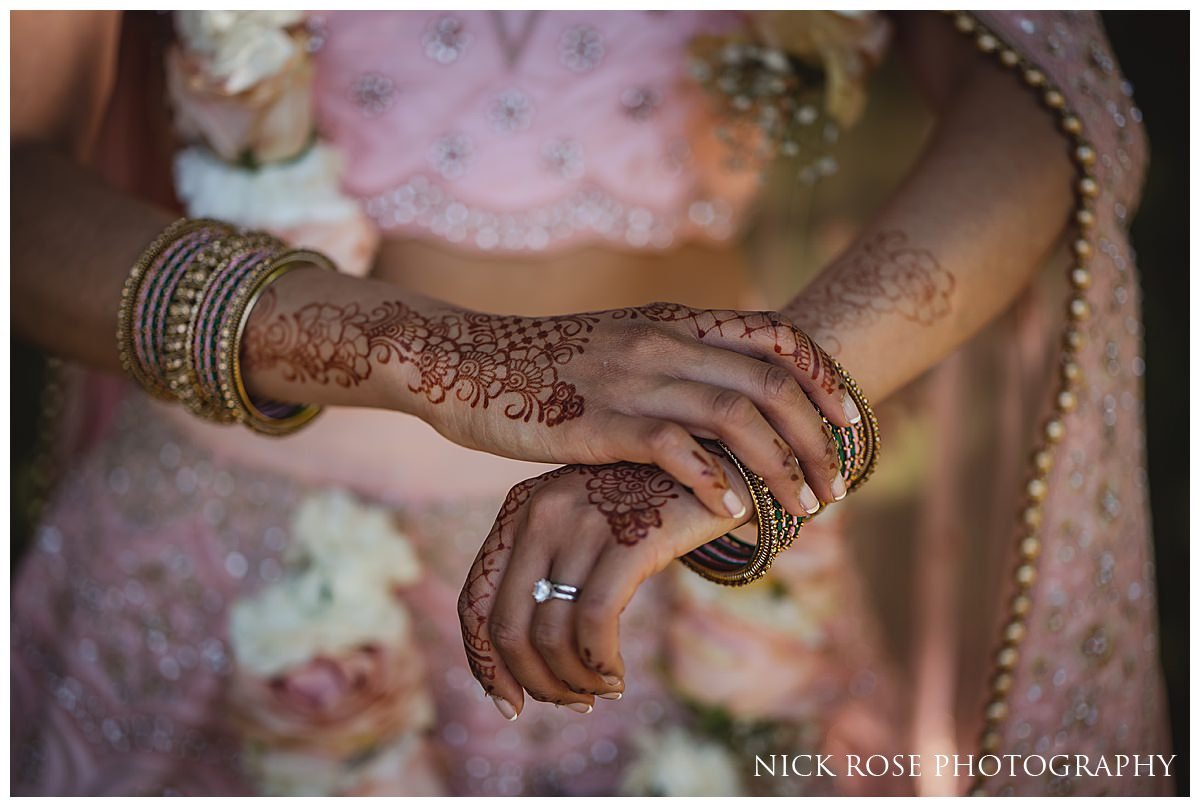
[11,10,1174,798]
[12,380,899,797]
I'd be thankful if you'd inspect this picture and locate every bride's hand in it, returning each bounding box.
[411,301,854,518]
[457,451,751,718]
[246,272,852,518]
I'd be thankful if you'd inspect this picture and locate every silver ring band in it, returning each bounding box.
[532,577,580,603]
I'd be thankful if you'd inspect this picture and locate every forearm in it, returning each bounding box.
[13,144,172,372]
[11,143,449,415]
[782,22,1075,401]
[238,265,450,416]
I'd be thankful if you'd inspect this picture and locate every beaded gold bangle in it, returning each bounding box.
[829,356,881,492]
[682,357,880,586]
[119,219,333,438]
[117,218,227,401]
[216,249,335,437]
[164,231,283,421]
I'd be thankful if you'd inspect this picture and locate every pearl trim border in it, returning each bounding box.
[945,11,1099,795]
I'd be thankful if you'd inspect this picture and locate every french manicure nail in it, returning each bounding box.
[799,483,821,514]
[601,674,622,687]
[598,691,623,700]
[567,702,594,714]
[490,695,518,721]
[842,393,862,425]
[723,489,747,520]
[831,474,847,502]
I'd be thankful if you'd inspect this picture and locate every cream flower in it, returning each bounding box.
[175,11,305,93]
[229,489,422,677]
[166,41,314,164]
[173,145,380,276]
[228,565,410,678]
[288,489,422,588]
[663,516,858,722]
[174,145,361,229]
[244,728,444,796]
[620,727,746,796]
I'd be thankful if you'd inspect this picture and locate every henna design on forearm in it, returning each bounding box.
[244,288,595,425]
[616,303,839,395]
[787,230,956,353]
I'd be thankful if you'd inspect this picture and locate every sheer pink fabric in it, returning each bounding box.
[11,11,1170,797]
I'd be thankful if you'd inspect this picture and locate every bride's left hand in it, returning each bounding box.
[457,453,751,719]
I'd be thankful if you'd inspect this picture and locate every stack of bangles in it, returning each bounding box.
[681,360,880,586]
[117,218,334,436]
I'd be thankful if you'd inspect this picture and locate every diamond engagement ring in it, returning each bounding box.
[532,578,580,603]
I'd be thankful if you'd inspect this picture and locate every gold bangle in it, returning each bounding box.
[678,440,783,586]
[682,358,880,586]
[165,231,282,421]
[216,249,335,436]
[116,218,221,401]
[828,357,880,492]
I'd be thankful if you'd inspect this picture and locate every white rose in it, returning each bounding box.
[245,733,442,796]
[175,11,305,92]
[175,145,360,229]
[620,727,746,796]
[229,489,422,677]
[229,560,411,678]
[173,145,380,276]
[288,489,422,589]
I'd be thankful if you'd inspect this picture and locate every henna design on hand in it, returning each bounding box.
[458,480,537,693]
[692,449,731,492]
[578,464,680,545]
[244,289,596,425]
[788,230,956,353]
[457,469,575,693]
[617,302,839,395]
[458,462,677,693]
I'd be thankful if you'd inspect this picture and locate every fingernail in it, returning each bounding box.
[566,702,593,714]
[831,474,847,502]
[842,393,862,425]
[723,489,747,520]
[598,691,623,700]
[601,674,622,687]
[490,695,518,721]
[799,483,821,514]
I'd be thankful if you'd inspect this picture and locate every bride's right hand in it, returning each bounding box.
[245,279,854,518]
[416,301,858,518]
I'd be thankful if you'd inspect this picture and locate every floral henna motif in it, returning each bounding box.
[579,464,679,546]
[243,289,595,426]
[458,462,677,692]
[791,229,956,352]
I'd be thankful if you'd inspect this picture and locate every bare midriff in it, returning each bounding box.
[373,237,765,315]
[155,236,766,503]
